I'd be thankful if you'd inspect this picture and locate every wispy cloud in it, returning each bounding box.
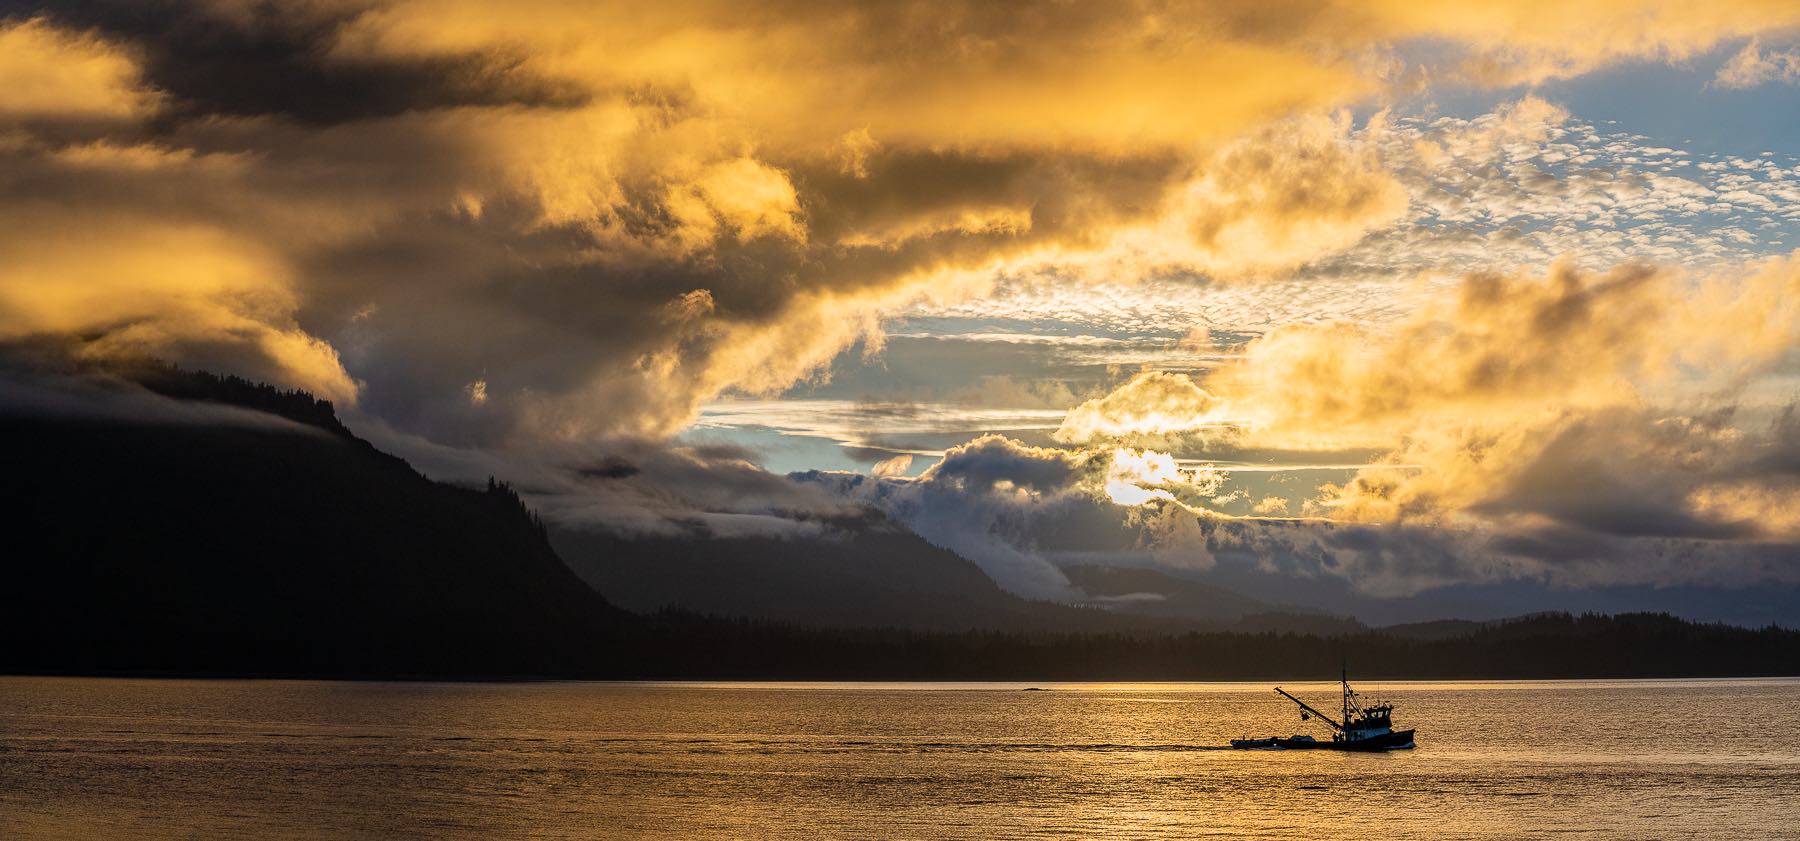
[1713,38,1800,89]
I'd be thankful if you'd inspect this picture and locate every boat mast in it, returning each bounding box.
[1342,662,1350,726]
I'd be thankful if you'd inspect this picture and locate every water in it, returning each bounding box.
[3,677,1797,839]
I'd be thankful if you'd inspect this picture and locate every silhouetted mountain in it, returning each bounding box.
[1196,553,1800,628]
[615,610,1800,680]
[0,361,623,677]
[3,359,1795,681]
[1062,563,1270,618]
[1058,563,1364,634]
[1226,611,1367,635]
[130,360,351,433]
[553,521,1171,632]
[1377,618,1494,641]
[556,529,1374,635]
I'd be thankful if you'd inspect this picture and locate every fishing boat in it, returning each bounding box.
[1230,669,1415,751]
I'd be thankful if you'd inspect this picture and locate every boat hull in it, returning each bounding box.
[1277,729,1415,751]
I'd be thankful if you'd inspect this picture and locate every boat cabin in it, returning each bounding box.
[1343,702,1394,739]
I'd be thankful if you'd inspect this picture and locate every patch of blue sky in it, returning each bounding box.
[687,398,1070,475]
[676,423,881,477]
[1424,42,1800,160]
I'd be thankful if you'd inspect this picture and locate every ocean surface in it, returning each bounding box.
[3,677,1797,839]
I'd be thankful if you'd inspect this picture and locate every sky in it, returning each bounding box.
[6,1,1800,616]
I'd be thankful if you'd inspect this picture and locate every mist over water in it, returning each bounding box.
[3,677,1797,839]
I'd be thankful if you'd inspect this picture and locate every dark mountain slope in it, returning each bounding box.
[553,522,1167,632]
[0,364,622,677]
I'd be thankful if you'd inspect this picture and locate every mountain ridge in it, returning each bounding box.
[0,360,623,677]
[3,358,1795,680]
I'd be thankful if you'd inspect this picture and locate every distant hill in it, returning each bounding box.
[555,530,1377,635]
[617,610,1800,680]
[1060,563,1271,618]
[1059,563,1364,634]
[1377,618,1496,641]
[0,361,623,677]
[553,520,1174,633]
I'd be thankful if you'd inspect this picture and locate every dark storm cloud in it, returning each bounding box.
[3,0,588,125]
[575,457,640,480]
[794,148,1184,251]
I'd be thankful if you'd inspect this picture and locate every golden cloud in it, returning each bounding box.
[331,0,1370,156]
[335,1,1800,149]
[0,211,358,402]
[1169,114,1410,276]
[1056,371,1222,444]
[1060,255,1800,549]
[1367,0,1800,86]
[0,18,156,123]
[7,1,1800,451]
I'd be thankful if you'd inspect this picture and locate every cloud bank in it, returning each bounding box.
[7,1,1799,443]
[7,1,1800,604]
